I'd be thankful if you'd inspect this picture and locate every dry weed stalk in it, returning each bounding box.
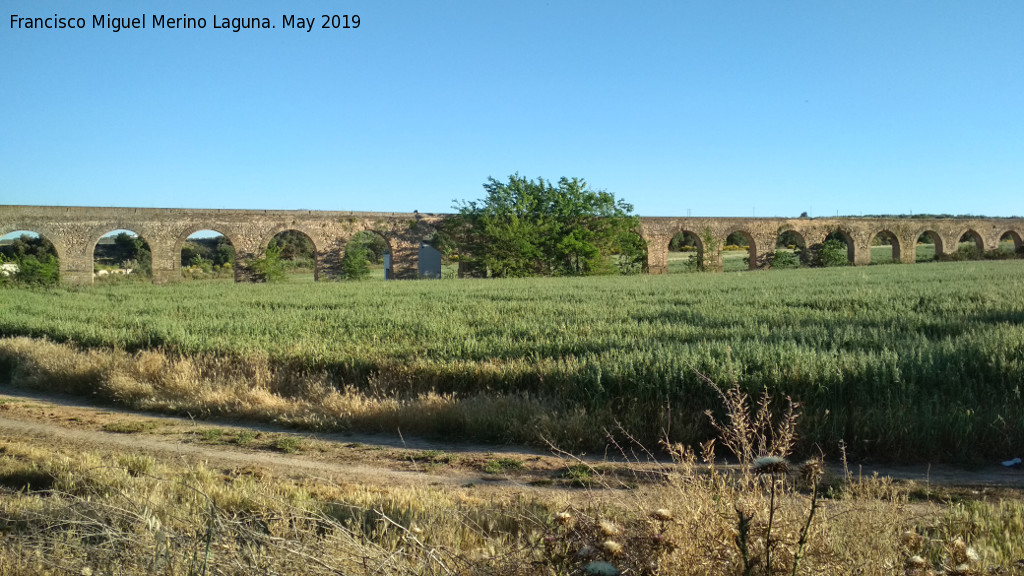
[695,368,801,469]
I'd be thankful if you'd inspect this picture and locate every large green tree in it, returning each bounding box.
[445,174,645,277]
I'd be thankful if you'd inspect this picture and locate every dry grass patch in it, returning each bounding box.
[101,420,156,434]
[0,338,573,446]
[0,436,1022,575]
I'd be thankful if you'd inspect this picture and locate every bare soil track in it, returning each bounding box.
[1,386,1022,497]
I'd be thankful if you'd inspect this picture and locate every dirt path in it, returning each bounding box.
[2,387,1023,494]
[0,412,465,488]
[0,387,568,492]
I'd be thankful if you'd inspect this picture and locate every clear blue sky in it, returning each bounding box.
[2,1,1021,217]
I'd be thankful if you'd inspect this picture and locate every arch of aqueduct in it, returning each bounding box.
[1,205,1022,284]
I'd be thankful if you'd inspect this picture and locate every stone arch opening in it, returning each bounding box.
[998,230,1023,257]
[344,230,393,280]
[956,229,984,260]
[267,230,317,281]
[772,229,806,268]
[93,229,152,281]
[816,230,854,267]
[916,231,942,262]
[0,230,60,285]
[724,230,757,271]
[181,229,236,280]
[667,230,705,273]
[869,230,900,265]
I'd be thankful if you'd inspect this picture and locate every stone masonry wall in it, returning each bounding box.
[1,205,1022,284]
[639,216,1024,274]
[0,206,442,284]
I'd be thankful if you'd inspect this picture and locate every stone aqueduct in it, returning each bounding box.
[1,205,1022,284]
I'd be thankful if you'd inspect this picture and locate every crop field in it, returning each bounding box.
[2,259,1023,462]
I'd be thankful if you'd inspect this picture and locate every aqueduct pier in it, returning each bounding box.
[1,205,1022,284]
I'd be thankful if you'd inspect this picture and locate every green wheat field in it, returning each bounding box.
[2,258,1023,462]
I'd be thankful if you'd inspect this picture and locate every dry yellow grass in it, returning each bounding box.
[1,434,1022,575]
[0,336,601,445]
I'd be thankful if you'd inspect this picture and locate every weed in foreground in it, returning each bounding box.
[196,427,225,443]
[561,463,595,487]
[481,457,523,474]
[232,429,257,446]
[272,435,304,453]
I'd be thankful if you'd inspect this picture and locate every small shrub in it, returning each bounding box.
[810,239,849,267]
[748,250,801,270]
[249,244,287,282]
[562,464,594,487]
[273,436,303,453]
[233,430,257,446]
[341,238,371,280]
[191,255,214,273]
[482,457,523,474]
[197,428,225,443]
[0,254,60,286]
[956,244,982,261]
[768,250,800,269]
[984,248,1018,260]
[683,254,704,272]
